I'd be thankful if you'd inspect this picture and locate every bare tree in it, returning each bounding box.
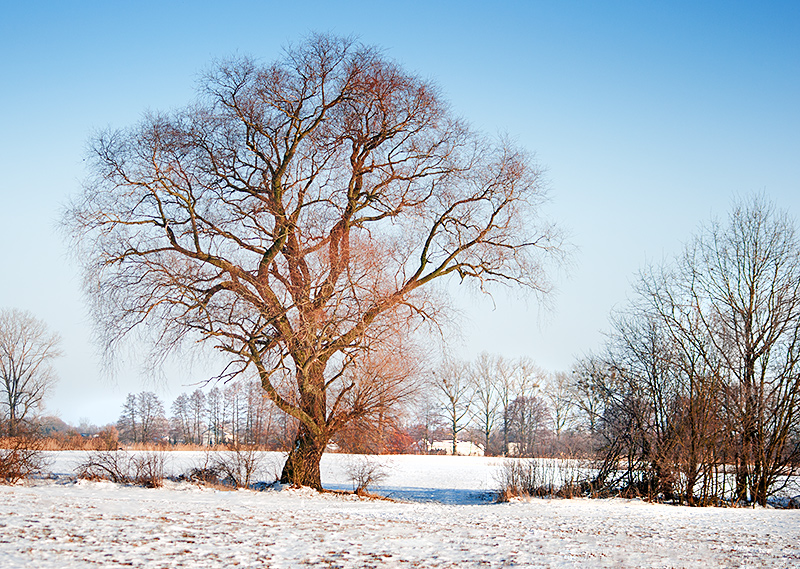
[630,269,730,504]
[170,393,192,444]
[496,357,541,456]
[65,34,565,488]
[642,195,800,505]
[138,392,168,443]
[187,389,206,445]
[0,309,62,436]
[569,357,608,435]
[410,391,442,453]
[602,309,684,499]
[431,360,473,455]
[224,381,245,445]
[206,387,225,446]
[507,394,549,457]
[590,196,800,505]
[117,392,168,444]
[470,352,500,455]
[545,371,576,438]
[117,394,138,443]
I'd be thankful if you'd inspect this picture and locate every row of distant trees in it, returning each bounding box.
[112,356,575,456]
[412,355,579,458]
[116,382,296,448]
[109,351,589,459]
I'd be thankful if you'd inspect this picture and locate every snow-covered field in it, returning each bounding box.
[1,452,799,568]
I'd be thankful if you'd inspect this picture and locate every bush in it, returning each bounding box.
[496,458,538,501]
[495,458,589,501]
[181,452,223,485]
[0,434,48,484]
[212,445,264,488]
[178,447,265,489]
[95,426,120,450]
[346,455,389,495]
[76,450,165,487]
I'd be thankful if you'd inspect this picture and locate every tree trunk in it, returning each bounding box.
[734,452,749,503]
[280,424,325,490]
[7,407,17,438]
[503,410,510,456]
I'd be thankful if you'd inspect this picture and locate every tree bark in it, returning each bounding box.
[280,425,325,490]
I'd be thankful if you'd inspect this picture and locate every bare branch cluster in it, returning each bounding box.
[76,450,166,487]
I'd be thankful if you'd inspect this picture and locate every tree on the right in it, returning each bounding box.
[632,195,800,505]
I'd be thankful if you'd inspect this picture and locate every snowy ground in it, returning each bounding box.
[46,451,503,504]
[1,452,799,568]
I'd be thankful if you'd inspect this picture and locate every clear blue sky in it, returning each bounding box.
[2,1,799,425]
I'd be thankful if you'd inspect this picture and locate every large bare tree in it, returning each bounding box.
[65,34,564,488]
[0,308,62,437]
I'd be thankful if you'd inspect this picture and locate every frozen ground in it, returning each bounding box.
[1,452,799,568]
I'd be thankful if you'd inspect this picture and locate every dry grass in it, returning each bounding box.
[495,458,590,502]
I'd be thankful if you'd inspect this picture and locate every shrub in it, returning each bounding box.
[495,458,589,501]
[212,444,264,488]
[346,455,389,495]
[181,452,223,485]
[496,458,538,501]
[134,451,166,487]
[0,434,48,484]
[95,426,120,450]
[76,450,165,487]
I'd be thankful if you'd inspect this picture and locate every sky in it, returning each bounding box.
[1,1,799,425]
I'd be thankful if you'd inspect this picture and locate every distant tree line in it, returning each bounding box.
[115,380,297,449]
[111,356,581,457]
[408,354,588,459]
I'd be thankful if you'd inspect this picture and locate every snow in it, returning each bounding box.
[1,452,799,568]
